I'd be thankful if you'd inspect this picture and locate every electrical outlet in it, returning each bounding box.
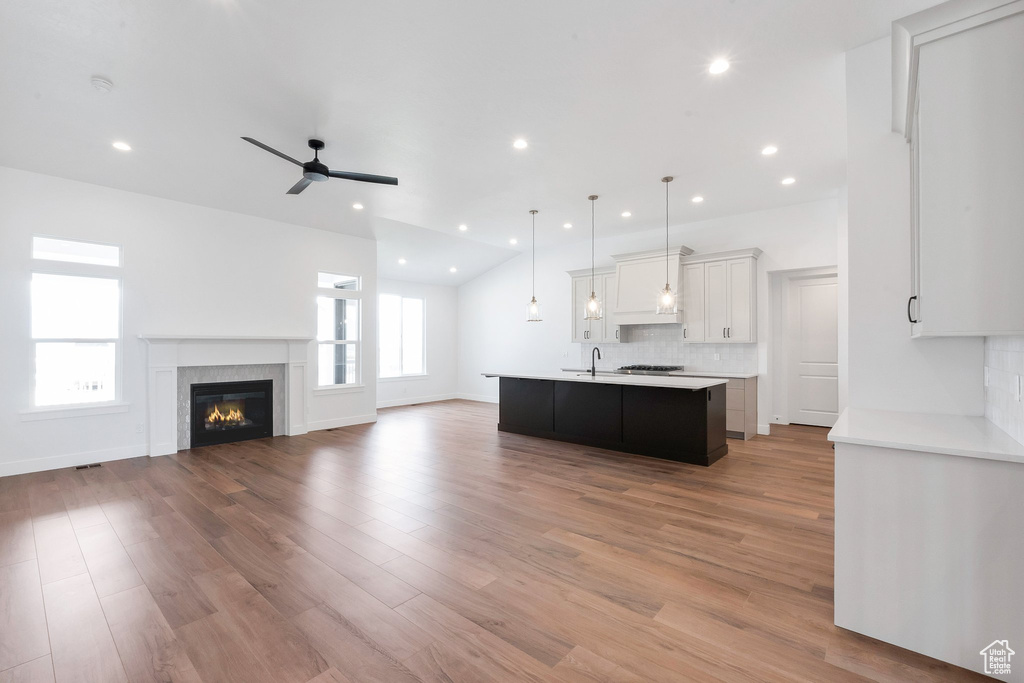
[135,423,144,434]
[714,353,721,361]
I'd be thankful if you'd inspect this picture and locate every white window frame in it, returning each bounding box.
[377,294,427,380]
[315,273,363,391]
[27,236,124,413]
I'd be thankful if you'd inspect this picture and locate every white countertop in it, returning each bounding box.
[829,408,1024,465]
[483,371,726,390]
[560,368,757,379]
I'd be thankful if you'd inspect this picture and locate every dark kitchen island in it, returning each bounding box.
[483,372,728,466]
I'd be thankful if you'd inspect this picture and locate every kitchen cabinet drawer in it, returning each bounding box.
[726,378,745,390]
[726,409,745,432]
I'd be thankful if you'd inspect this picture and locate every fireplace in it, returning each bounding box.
[190,379,273,448]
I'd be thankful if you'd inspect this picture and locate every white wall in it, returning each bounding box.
[845,38,983,415]
[0,166,378,475]
[376,279,459,408]
[457,197,840,429]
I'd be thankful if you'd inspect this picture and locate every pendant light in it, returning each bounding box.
[584,195,603,320]
[655,176,678,315]
[527,209,542,322]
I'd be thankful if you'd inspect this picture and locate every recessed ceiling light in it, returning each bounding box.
[509,238,518,245]
[398,258,407,265]
[112,141,132,152]
[781,177,796,185]
[513,138,528,150]
[709,59,730,75]
[621,211,631,218]
[352,203,364,210]
[449,266,457,273]
[563,223,572,229]
[761,145,778,156]
[458,224,468,231]
[691,196,704,204]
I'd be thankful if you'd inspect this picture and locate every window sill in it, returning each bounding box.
[313,384,366,395]
[378,374,430,383]
[19,401,131,421]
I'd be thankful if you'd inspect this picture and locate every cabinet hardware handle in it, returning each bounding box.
[727,327,731,338]
[615,329,619,339]
[907,295,918,324]
[723,327,726,338]
[683,328,687,339]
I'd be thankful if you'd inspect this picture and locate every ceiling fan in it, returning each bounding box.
[241,137,399,194]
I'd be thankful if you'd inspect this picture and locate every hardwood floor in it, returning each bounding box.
[0,400,986,682]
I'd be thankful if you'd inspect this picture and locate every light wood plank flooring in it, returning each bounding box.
[0,400,986,682]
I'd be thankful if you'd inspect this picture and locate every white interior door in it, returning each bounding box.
[788,275,839,427]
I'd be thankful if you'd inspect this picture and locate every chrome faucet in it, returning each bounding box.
[591,347,601,377]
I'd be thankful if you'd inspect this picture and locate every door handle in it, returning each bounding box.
[908,295,918,324]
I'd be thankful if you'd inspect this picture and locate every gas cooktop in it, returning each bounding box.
[615,364,685,375]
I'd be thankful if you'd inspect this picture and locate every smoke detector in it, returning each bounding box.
[91,76,113,93]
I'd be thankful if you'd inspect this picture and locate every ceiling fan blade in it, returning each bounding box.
[286,177,313,195]
[241,137,303,166]
[328,169,399,186]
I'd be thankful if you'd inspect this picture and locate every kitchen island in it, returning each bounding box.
[483,372,728,466]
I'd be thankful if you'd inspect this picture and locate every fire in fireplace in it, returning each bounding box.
[190,379,272,448]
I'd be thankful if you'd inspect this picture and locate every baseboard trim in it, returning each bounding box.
[456,392,498,404]
[377,393,457,409]
[307,413,378,432]
[0,443,149,477]
[758,423,772,436]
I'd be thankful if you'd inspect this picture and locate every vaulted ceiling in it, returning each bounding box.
[0,0,939,283]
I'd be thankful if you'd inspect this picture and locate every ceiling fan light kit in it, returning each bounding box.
[241,137,399,195]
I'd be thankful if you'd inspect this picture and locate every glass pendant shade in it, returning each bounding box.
[584,290,603,320]
[526,209,542,322]
[656,176,676,315]
[656,284,677,315]
[584,195,603,321]
[527,296,542,322]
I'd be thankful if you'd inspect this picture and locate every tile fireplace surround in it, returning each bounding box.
[141,335,311,456]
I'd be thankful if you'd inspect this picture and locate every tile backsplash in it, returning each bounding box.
[985,336,1024,445]
[581,324,758,374]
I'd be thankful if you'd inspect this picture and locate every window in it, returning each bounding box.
[31,237,122,407]
[378,294,424,378]
[317,272,361,387]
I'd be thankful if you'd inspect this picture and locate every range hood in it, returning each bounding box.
[610,246,694,325]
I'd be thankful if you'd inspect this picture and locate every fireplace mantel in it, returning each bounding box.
[141,335,312,456]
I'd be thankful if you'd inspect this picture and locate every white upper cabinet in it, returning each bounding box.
[568,268,619,344]
[600,271,621,343]
[683,249,760,343]
[705,261,729,342]
[609,247,693,325]
[680,263,706,342]
[895,2,1024,336]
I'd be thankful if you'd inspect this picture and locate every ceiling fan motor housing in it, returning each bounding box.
[303,160,330,182]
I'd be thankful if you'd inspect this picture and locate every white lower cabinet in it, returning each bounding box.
[568,268,619,344]
[681,250,759,343]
